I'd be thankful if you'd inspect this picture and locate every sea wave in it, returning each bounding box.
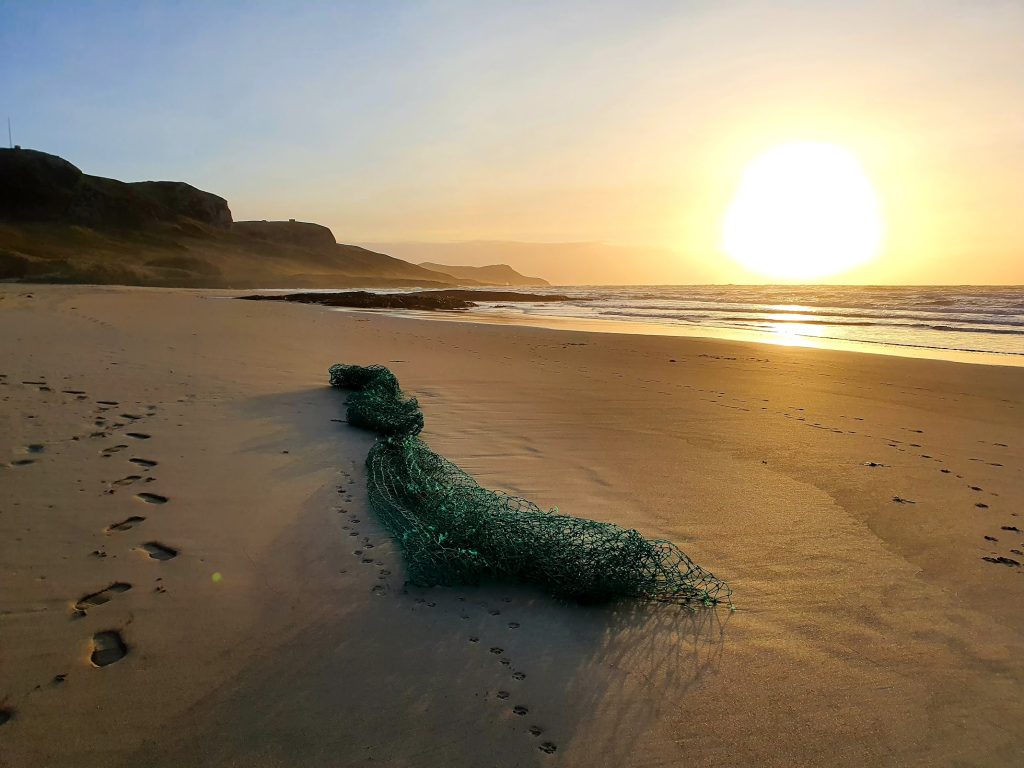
[468,284,1024,358]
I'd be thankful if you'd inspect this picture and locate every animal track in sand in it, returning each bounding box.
[975,503,990,509]
[135,492,168,504]
[96,400,119,406]
[129,457,158,468]
[101,444,129,456]
[75,583,131,612]
[513,705,529,716]
[125,432,151,440]
[539,741,557,754]
[140,542,178,561]
[10,458,35,466]
[112,475,143,487]
[106,516,146,532]
[0,707,12,726]
[90,630,128,667]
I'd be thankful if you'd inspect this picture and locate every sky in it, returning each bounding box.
[2,0,1023,284]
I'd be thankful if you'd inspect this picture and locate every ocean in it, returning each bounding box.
[458,285,1024,364]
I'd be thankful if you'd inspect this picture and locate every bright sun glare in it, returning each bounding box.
[722,142,884,281]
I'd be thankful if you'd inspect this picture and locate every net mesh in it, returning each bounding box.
[330,363,731,605]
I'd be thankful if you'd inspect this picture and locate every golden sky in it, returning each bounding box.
[9,1,1024,283]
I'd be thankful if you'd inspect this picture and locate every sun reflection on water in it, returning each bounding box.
[762,320,828,348]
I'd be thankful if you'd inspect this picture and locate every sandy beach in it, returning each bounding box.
[2,284,1022,767]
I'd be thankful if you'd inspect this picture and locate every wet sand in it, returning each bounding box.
[1,284,1022,767]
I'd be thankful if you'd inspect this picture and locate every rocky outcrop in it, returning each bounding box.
[130,181,232,228]
[0,149,89,222]
[0,148,231,229]
[233,220,337,252]
[0,148,549,289]
[240,289,571,311]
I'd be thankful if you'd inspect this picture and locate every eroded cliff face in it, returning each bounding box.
[0,148,539,289]
[130,181,233,228]
[232,220,337,252]
[0,148,232,229]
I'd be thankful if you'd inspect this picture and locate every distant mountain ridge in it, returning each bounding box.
[0,148,538,288]
[418,261,548,286]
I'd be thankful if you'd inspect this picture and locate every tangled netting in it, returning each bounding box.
[329,363,731,605]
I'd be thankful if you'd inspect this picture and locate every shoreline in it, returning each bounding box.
[2,284,1023,767]
[285,301,1024,368]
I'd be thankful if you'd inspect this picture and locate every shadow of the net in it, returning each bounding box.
[456,585,731,762]
[233,386,377,479]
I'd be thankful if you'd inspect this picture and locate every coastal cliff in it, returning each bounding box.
[0,148,526,289]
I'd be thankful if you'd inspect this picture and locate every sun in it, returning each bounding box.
[722,142,884,281]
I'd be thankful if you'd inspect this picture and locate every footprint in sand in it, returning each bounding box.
[90,630,128,667]
[112,475,143,487]
[513,705,529,716]
[10,458,35,466]
[983,556,1021,567]
[539,742,557,754]
[0,708,14,726]
[96,400,119,406]
[129,458,158,468]
[106,516,146,533]
[140,542,177,561]
[101,444,129,456]
[125,432,151,440]
[135,492,168,504]
[75,583,132,612]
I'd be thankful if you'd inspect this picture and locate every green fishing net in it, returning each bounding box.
[330,363,731,605]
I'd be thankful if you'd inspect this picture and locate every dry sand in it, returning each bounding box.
[1,284,1022,767]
